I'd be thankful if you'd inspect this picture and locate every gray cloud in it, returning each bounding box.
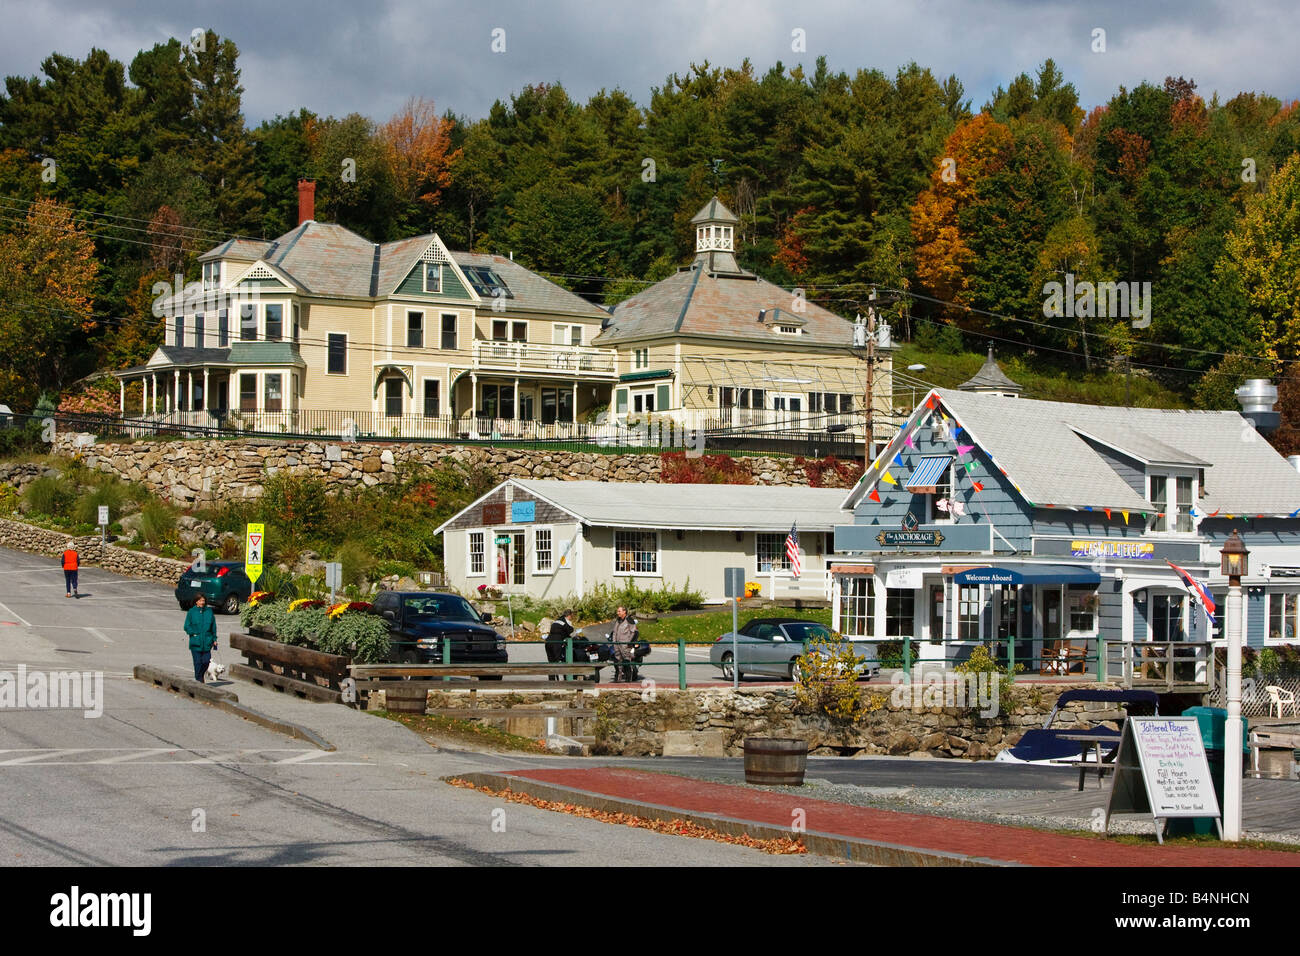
[2,0,1297,126]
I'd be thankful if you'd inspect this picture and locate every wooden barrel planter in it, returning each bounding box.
[743,737,808,786]
[229,632,351,703]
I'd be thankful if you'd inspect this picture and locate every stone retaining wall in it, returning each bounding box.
[417,684,1117,758]
[0,517,191,585]
[46,433,828,507]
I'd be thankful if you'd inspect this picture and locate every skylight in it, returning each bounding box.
[463,266,513,299]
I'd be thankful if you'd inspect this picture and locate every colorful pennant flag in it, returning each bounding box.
[893,453,904,466]
[926,395,937,410]
[1104,508,1112,520]
[972,481,984,492]
[868,487,880,503]
[965,461,977,473]
[1289,508,1300,519]
[904,434,915,449]
[952,425,962,439]
[881,472,897,485]
[1167,560,1217,627]
[956,444,974,456]
[1209,510,1220,517]
[1121,510,1129,524]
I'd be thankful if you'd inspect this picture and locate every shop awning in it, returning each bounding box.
[905,455,953,492]
[953,564,1101,586]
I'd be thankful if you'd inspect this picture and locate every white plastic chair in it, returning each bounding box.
[1265,685,1298,718]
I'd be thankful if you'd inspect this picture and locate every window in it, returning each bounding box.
[840,394,854,412]
[774,325,800,334]
[885,588,916,638]
[1068,585,1098,633]
[534,527,553,574]
[194,313,205,347]
[553,324,583,346]
[492,320,527,342]
[240,304,257,341]
[423,379,440,418]
[930,463,954,523]
[633,348,649,369]
[239,373,257,412]
[265,303,283,341]
[441,314,457,350]
[1149,473,1195,533]
[1150,593,1187,641]
[480,384,514,419]
[463,265,512,299]
[174,316,184,348]
[614,530,658,574]
[384,378,402,417]
[423,262,441,294]
[631,388,655,413]
[327,334,347,374]
[839,576,875,638]
[264,374,283,413]
[202,261,221,290]
[1268,591,1299,642]
[540,387,574,424]
[407,311,424,348]
[957,584,981,640]
[718,387,735,409]
[736,388,766,409]
[292,303,300,343]
[756,533,790,573]
[468,531,485,576]
[218,310,229,347]
[772,394,802,413]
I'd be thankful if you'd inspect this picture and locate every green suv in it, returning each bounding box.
[174,562,253,614]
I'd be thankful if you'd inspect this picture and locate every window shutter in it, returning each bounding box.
[615,388,628,414]
[656,383,671,410]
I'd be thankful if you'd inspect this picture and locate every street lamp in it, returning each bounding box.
[1220,529,1249,841]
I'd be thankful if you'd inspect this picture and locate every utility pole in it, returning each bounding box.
[854,288,900,472]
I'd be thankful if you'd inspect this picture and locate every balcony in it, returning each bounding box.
[473,340,617,378]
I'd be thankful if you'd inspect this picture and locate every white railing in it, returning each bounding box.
[473,340,617,377]
[671,406,862,436]
[756,568,834,602]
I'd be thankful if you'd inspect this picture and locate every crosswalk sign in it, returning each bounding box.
[246,523,265,586]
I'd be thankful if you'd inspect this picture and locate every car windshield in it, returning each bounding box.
[781,622,833,643]
[404,596,479,622]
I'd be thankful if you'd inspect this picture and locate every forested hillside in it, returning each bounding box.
[2,31,1299,434]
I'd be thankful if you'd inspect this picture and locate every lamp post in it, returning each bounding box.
[1220,529,1249,842]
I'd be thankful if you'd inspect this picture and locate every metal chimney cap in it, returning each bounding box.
[1236,378,1278,414]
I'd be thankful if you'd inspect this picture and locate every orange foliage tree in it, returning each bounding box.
[379,97,462,219]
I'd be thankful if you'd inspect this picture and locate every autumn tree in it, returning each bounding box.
[379,96,461,233]
[0,199,98,407]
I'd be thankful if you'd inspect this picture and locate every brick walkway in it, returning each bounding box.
[506,767,1298,866]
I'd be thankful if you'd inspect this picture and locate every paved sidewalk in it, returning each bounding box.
[493,767,1299,866]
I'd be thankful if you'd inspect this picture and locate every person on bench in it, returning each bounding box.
[546,610,576,681]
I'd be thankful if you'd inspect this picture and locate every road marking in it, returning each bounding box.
[85,627,113,644]
[93,748,176,763]
[0,750,89,765]
[0,601,31,627]
[274,751,334,764]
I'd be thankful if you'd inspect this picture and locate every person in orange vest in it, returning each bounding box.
[62,540,79,598]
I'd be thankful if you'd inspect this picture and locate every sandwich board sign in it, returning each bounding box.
[245,523,265,587]
[1104,716,1222,843]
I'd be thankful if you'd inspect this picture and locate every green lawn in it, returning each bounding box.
[637,606,832,645]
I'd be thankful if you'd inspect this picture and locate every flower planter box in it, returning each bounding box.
[228,631,352,703]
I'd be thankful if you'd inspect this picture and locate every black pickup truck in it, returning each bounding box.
[369,591,508,669]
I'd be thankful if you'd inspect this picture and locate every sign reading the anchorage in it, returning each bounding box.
[1071,540,1155,559]
[877,530,945,547]
[245,523,265,587]
[1104,716,1222,844]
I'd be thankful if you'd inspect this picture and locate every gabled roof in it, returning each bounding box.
[598,264,856,348]
[144,346,232,368]
[434,478,850,535]
[845,389,1300,516]
[958,346,1022,393]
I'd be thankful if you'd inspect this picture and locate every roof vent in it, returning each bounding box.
[1236,378,1279,434]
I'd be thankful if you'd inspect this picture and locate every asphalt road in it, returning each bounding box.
[0,545,838,867]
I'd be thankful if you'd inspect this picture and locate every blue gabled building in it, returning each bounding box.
[831,365,1300,680]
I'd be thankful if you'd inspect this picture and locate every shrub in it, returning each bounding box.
[22,476,75,518]
[257,565,297,601]
[954,645,1017,715]
[0,419,44,457]
[793,637,875,722]
[261,472,330,557]
[139,499,177,547]
[660,452,753,484]
[276,605,330,646]
[877,639,921,669]
[73,480,131,527]
[317,611,391,662]
[373,559,418,580]
[334,539,376,587]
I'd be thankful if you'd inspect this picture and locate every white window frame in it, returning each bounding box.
[1065,584,1100,638]
[326,332,347,375]
[927,463,956,525]
[467,530,485,577]
[533,525,554,575]
[1266,590,1300,644]
[553,323,583,346]
[756,532,791,574]
[423,262,441,294]
[613,529,660,576]
[264,301,285,341]
[955,582,983,641]
[630,388,656,413]
[773,325,802,335]
[1146,470,1197,535]
[491,318,529,343]
[407,310,424,349]
[440,313,459,350]
[633,348,649,369]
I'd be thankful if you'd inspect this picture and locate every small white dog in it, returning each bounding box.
[205,654,227,682]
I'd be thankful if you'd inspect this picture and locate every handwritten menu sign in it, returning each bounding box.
[1105,716,1222,843]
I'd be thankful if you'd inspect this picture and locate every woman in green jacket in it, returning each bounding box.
[184,594,219,682]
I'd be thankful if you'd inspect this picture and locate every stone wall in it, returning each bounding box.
[418,683,1116,758]
[0,517,191,585]
[47,434,828,507]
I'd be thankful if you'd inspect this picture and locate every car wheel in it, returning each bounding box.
[222,593,239,615]
[720,652,736,681]
[789,659,803,682]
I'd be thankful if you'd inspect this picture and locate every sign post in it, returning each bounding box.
[724,567,745,690]
[324,561,342,602]
[1104,716,1223,843]
[98,505,109,545]
[245,523,265,589]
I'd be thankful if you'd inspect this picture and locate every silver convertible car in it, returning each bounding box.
[708,617,881,682]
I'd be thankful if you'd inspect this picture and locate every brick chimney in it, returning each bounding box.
[297,179,316,225]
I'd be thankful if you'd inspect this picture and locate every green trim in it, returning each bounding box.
[618,368,674,383]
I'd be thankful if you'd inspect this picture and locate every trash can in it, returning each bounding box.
[1165,706,1245,836]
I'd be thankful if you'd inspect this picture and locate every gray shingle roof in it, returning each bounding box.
[598,264,856,348]
[509,479,849,531]
[451,252,611,319]
[958,347,1023,392]
[927,389,1300,514]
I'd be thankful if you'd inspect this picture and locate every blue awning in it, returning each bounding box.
[953,564,1101,586]
[905,455,953,490]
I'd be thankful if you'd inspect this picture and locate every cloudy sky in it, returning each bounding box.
[3,0,1298,124]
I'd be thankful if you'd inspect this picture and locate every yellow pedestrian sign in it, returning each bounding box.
[246,523,265,586]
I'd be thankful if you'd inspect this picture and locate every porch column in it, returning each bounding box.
[173,370,180,414]
[514,376,520,421]
[572,380,578,424]
[471,372,477,419]
[203,369,210,413]
[119,378,124,414]
[150,375,156,415]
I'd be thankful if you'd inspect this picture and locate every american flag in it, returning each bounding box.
[785,523,801,577]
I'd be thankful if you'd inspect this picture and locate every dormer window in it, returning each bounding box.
[1148,473,1195,533]
[774,325,801,335]
[695,224,733,252]
[202,261,222,291]
[423,263,440,294]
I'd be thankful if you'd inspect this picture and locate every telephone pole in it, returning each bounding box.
[854,288,900,473]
